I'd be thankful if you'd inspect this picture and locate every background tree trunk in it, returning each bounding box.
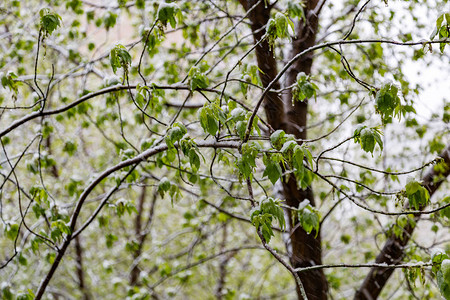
[355,143,450,299]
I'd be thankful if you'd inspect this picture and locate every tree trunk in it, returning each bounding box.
[74,236,90,300]
[238,1,328,299]
[281,1,328,299]
[355,143,450,299]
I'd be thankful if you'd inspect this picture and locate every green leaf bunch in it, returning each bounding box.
[103,11,117,31]
[157,177,181,204]
[266,12,295,49]
[135,84,161,115]
[403,265,426,289]
[110,44,132,74]
[39,8,62,37]
[236,142,260,179]
[431,250,450,299]
[165,122,187,148]
[391,214,415,239]
[4,223,19,241]
[50,220,72,242]
[288,1,305,21]
[240,64,262,98]
[269,130,314,189]
[198,100,225,136]
[179,137,203,175]
[430,13,450,53]
[115,198,137,217]
[157,2,182,28]
[353,125,383,155]
[404,179,430,210]
[292,72,318,103]
[297,200,320,236]
[250,197,285,242]
[375,82,402,123]
[226,106,260,140]
[1,71,19,96]
[188,66,209,91]
[280,139,314,189]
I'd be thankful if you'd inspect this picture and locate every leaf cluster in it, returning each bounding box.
[269,130,314,189]
[353,125,383,155]
[250,197,285,242]
[39,8,62,38]
[431,251,450,299]
[266,12,294,49]
[198,100,225,136]
[430,13,450,53]
[292,72,318,103]
[404,179,430,210]
[157,2,182,29]
[375,82,402,124]
[110,44,132,75]
[188,66,209,91]
[297,200,320,237]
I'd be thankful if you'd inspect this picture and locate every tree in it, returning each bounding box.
[0,0,449,299]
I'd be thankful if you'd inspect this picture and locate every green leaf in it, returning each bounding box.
[437,269,450,299]
[303,147,314,169]
[236,142,259,179]
[442,260,450,283]
[17,291,35,300]
[440,196,450,219]
[263,157,283,184]
[266,12,294,48]
[165,122,187,148]
[229,107,246,121]
[206,114,218,136]
[405,180,430,210]
[198,101,224,136]
[279,140,296,154]
[360,128,375,153]
[188,149,200,171]
[298,201,320,237]
[63,141,77,156]
[18,252,28,266]
[292,145,305,169]
[110,44,132,74]
[1,285,14,300]
[354,126,383,155]
[105,233,118,248]
[1,71,19,95]
[270,130,286,150]
[40,8,62,37]
[375,82,402,123]
[157,2,181,28]
[103,11,117,31]
[292,72,318,102]
[288,1,305,21]
[250,197,286,243]
[5,223,19,240]
[158,177,171,198]
[188,66,209,91]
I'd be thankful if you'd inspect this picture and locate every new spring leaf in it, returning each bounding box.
[110,44,132,74]
[40,8,62,37]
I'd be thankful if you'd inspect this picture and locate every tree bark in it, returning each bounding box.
[238,1,328,299]
[282,1,328,299]
[238,0,286,131]
[74,236,91,300]
[130,186,147,286]
[355,143,450,299]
